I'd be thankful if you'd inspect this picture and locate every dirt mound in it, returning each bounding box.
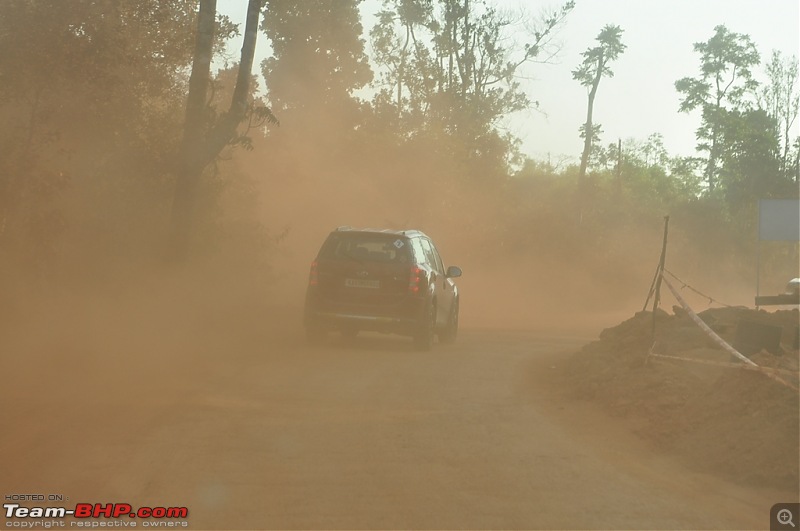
[561,307,800,490]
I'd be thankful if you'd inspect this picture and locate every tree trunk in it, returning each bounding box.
[169,0,262,260]
[577,55,604,222]
[705,92,723,192]
[706,111,719,192]
[169,0,217,259]
[397,23,410,112]
[578,88,597,182]
[615,137,622,196]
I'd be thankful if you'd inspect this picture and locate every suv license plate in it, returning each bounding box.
[345,278,380,289]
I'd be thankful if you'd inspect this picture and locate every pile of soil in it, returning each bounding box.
[561,307,799,490]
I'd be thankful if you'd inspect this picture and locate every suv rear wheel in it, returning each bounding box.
[413,302,436,351]
[439,298,458,344]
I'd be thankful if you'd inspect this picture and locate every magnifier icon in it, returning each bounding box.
[778,508,796,528]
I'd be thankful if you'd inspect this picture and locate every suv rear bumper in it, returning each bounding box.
[304,293,426,335]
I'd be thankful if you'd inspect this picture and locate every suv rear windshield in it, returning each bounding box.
[319,233,412,264]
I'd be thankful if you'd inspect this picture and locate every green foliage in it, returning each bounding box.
[718,109,785,210]
[675,25,760,190]
[572,24,626,87]
[261,0,373,120]
[368,0,574,178]
[674,25,798,244]
[0,0,243,282]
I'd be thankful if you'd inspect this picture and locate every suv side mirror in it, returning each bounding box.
[446,266,462,278]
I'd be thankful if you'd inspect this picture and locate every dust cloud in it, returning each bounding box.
[1,96,785,376]
[226,126,771,339]
[2,90,796,531]
[2,5,798,528]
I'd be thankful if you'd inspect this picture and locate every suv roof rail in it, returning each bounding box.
[330,226,428,238]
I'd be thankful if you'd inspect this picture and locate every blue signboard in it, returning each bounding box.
[759,199,800,241]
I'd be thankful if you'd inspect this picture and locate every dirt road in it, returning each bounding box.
[1,312,793,530]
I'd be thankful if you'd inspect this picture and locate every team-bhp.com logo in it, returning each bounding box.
[5,502,188,522]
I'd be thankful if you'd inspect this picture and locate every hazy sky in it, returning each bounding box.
[503,0,800,163]
[217,0,800,163]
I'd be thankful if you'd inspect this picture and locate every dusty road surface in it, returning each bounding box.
[1,306,793,530]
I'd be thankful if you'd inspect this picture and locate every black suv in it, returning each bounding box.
[304,227,462,350]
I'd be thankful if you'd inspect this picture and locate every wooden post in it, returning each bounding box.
[651,216,670,340]
[642,265,659,312]
[615,137,622,194]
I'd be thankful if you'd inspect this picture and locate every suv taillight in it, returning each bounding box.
[308,260,318,286]
[409,266,425,293]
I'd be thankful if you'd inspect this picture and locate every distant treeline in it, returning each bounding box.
[0,0,797,295]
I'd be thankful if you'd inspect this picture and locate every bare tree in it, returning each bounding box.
[759,50,800,179]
